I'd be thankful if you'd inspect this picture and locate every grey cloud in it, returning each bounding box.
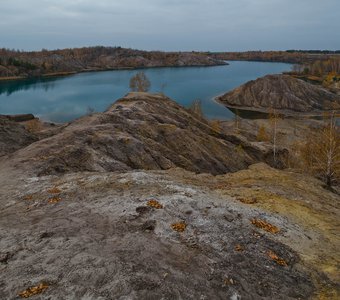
[0,0,339,51]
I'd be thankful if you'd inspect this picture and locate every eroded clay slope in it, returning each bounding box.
[5,93,286,176]
[0,164,338,299]
[217,75,340,113]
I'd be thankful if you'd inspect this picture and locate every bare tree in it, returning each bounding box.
[210,119,222,133]
[189,99,204,118]
[129,71,151,92]
[300,111,340,187]
[269,107,282,167]
[234,109,241,133]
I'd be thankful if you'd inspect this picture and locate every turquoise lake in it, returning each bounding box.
[0,61,292,123]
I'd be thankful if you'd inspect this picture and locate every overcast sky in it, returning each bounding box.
[0,0,339,51]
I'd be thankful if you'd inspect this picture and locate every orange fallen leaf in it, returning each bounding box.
[48,197,61,204]
[47,187,61,194]
[251,219,280,234]
[267,250,288,266]
[18,283,48,298]
[235,244,245,251]
[171,221,186,232]
[23,195,33,201]
[147,199,163,209]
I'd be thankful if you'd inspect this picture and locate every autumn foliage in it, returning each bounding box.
[299,113,340,187]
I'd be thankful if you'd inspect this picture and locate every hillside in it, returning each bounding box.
[0,93,339,299]
[0,93,287,176]
[217,74,340,113]
[0,47,226,80]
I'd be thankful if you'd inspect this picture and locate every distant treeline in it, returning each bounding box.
[292,58,340,75]
[286,50,340,54]
[1,46,339,80]
[210,51,340,64]
[0,46,225,79]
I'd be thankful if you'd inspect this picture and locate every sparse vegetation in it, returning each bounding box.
[256,125,270,141]
[0,47,225,79]
[25,119,42,133]
[292,58,340,78]
[269,107,282,167]
[129,72,151,92]
[299,112,340,187]
[210,119,222,133]
[211,50,340,64]
[234,109,241,132]
[188,99,203,118]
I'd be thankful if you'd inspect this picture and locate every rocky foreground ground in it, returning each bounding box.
[0,93,339,299]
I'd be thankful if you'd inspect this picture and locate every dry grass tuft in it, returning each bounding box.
[25,119,42,133]
[18,283,48,298]
[267,250,288,266]
[256,125,270,142]
[171,221,186,232]
[251,218,280,234]
[147,199,163,209]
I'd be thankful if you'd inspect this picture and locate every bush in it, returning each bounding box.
[129,72,151,92]
[256,125,270,141]
[188,99,204,118]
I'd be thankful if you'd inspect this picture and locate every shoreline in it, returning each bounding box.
[0,62,228,82]
[213,95,340,119]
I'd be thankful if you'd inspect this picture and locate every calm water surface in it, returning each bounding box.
[0,61,291,123]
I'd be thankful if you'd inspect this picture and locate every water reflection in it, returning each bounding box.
[0,77,64,96]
